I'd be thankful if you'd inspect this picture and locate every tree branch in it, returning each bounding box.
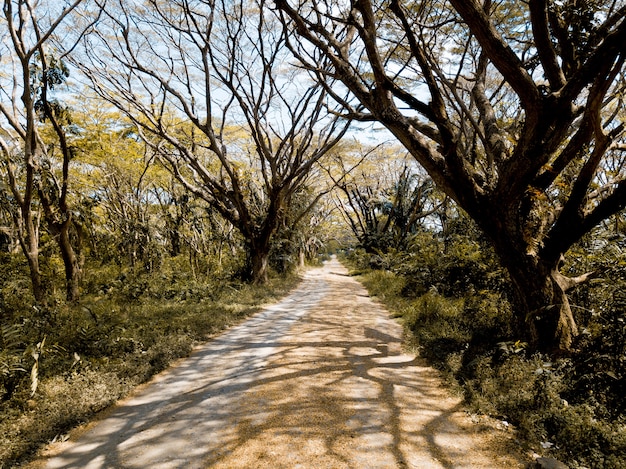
[528,0,566,90]
[448,0,541,113]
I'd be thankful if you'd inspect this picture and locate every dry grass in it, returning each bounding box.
[0,270,300,469]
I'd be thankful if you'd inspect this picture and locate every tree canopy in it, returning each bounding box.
[75,0,350,283]
[275,0,626,352]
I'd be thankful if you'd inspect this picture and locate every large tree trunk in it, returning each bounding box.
[242,231,272,285]
[470,207,578,353]
[250,249,270,285]
[243,199,283,285]
[245,237,271,284]
[502,254,579,353]
[472,202,585,354]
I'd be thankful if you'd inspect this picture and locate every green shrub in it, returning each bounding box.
[347,227,626,469]
[568,290,626,419]
[0,324,28,402]
[0,260,300,468]
[0,369,134,467]
[359,269,406,301]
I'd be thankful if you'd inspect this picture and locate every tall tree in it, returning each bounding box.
[276,0,626,352]
[330,149,442,252]
[77,0,349,283]
[0,0,95,302]
[32,54,86,302]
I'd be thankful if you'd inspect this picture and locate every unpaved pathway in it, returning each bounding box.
[36,258,526,468]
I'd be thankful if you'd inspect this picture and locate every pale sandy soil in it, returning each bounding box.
[31,257,528,468]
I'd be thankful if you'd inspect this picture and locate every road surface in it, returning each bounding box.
[37,257,526,468]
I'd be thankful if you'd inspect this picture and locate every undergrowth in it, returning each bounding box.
[344,243,626,469]
[0,256,299,468]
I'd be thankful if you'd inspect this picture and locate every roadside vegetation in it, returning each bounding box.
[343,214,626,469]
[0,251,302,468]
[2,1,626,468]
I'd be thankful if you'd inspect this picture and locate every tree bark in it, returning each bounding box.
[505,257,578,353]
[23,234,45,303]
[41,216,83,302]
[251,249,270,285]
[13,199,45,302]
[57,220,82,302]
[246,236,272,285]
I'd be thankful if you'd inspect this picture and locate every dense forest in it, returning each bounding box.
[1,1,625,467]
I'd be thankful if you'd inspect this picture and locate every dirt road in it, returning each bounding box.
[37,257,526,468]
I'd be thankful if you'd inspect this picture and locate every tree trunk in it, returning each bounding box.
[42,209,83,303]
[16,211,45,303]
[472,205,582,354]
[244,199,282,285]
[57,220,82,302]
[504,257,578,354]
[250,247,270,285]
[24,241,45,303]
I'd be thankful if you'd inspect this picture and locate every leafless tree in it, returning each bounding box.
[275,0,626,352]
[77,0,350,283]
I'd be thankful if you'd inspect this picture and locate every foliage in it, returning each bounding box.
[344,216,626,469]
[331,147,443,254]
[0,253,300,468]
[0,324,28,402]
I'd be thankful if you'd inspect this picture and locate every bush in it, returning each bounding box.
[345,225,626,469]
[0,257,300,468]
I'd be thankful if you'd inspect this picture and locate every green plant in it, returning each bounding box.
[0,324,26,401]
[567,290,626,419]
[348,223,626,469]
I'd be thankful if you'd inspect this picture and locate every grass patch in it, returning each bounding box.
[344,250,626,469]
[0,268,300,468]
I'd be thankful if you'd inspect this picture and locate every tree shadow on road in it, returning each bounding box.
[41,262,524,469]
